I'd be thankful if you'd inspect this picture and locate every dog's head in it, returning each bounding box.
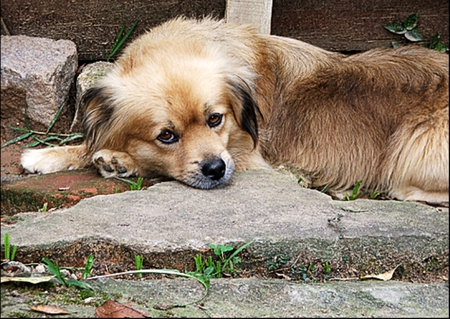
[81,30,261,189]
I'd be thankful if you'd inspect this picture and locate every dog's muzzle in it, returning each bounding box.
[201,157,226,181]
[184,156,235,189]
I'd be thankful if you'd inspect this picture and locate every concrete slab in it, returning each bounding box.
[1,278,448,318]
[1,170,447,264]
[1,169,448,317]
[88,279,450,318]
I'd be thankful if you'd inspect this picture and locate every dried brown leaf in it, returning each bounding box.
[29,304,70,315]
[360,265,399,281]
[275,273,292,280]
[1,275,56,284]
[95,300,150,318]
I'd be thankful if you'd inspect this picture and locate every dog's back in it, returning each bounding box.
[256,42,448,202]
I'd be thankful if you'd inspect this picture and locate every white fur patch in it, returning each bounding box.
[21,147,83,174]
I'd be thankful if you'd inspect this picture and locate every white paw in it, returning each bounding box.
[20,148,63,174]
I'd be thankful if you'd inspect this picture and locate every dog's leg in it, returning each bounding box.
[92,149,140,178]
[21,143,90,174]
[385,107,449,204]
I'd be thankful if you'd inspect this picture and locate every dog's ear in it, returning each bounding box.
[80,86,115,155]
[228,77,262,148]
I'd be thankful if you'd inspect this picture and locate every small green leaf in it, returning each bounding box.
[66,279,94,290]
[434,43,449,52]
[222,241,252,274]
[112,25,126,54]
[107,20,139,61]
[1,132,33,148]
[428,32,449,52]
[429,32,441,49]
[4,233,11,260]
[10,246,17,261]
[204,266,215,277]
[220,245,234,253]
[46,102,66,134]
[41,136,62,142]
[27,136,55,147]
[384,21,406,34]
[24,140,42,148]
[403,12,419,30]
[82,254,94,280]
[42,258,66,285]
[38,202,48,212]
[134,255,144,278]
[405,28,423,42]
[59,133,84,145]
[8,126,30,132]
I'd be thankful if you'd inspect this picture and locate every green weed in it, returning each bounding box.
[267,253,290,271]
[134,255,144,278]
[82,254,94,280]
[369,191,381,199]
[191,241,253,279]
[322,261,331,274]
[1,102,83,149]
[130,177,144,190]
[290,262,319,282]
[3,233,17,261]
[42,258,93,290]
[384,12,448,52]
[38,202,48,212]
[345,180,362,201]
[116,177,145,190]
[106,20,139,61]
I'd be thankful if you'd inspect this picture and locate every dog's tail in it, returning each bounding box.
[20,143,90,174]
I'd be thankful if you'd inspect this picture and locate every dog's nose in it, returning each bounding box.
[202,158,226,181]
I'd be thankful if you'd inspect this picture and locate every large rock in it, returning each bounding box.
[1,35,77,130]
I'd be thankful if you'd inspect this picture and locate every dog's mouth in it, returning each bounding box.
[180,156,235,189]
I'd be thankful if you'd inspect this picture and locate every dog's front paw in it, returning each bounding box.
[92,150,139,178]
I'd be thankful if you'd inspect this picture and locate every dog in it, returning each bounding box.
[21,17,449,204]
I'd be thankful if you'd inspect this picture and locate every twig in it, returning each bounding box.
[1,17,11,35]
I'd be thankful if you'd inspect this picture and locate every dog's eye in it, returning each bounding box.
[157,130,179,144]
[207,113,223,128]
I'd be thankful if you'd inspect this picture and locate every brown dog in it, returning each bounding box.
[21,17,449,203]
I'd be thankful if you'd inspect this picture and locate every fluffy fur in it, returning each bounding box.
[21,17,449,203]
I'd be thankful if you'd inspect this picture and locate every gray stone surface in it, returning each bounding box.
[2,170,447,257]
[1,35,77,128]
[1,169,448,317]
[90,279,450,318]
[3,278,447,318]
